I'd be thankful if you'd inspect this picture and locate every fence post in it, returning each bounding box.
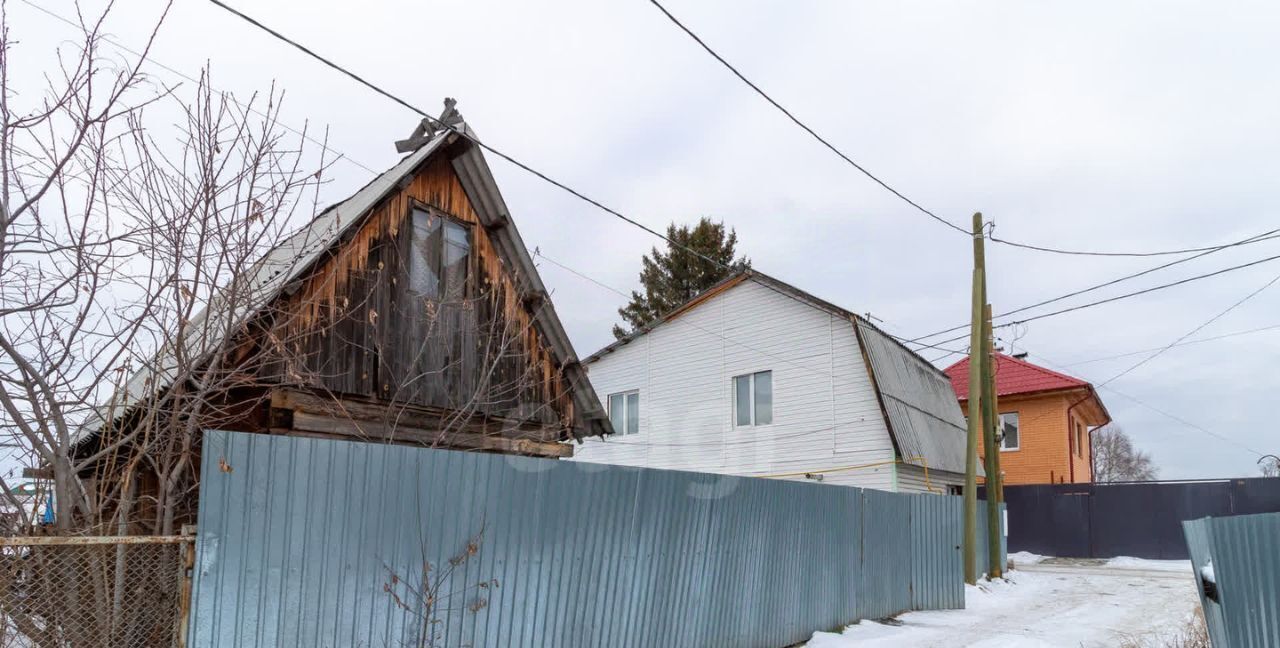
[174,525,197,648]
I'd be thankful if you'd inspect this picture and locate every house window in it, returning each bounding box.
[998,412,1020,451]
[608,390,640,436]
[732,371,773,426]
[1075,422,1085,457]
[409,208,470,301]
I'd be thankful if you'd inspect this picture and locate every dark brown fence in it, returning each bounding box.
[995,478,1280,559]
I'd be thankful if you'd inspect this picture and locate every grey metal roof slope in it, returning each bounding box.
[87,119,608,442]
[853,319,974,475]
[585,270,973,474]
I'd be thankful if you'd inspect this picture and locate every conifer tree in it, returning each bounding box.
[613,218,749,339]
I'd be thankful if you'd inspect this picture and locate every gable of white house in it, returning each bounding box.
[572,278,952,491]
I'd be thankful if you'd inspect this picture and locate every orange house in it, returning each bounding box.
[944,352,1111,485]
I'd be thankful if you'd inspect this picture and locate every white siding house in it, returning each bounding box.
[571,273,971,493]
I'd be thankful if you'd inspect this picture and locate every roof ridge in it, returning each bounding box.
[996,352,1088,387]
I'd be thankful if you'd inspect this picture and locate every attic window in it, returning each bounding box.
[409,208,470,300]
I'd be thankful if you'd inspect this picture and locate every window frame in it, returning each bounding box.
[732,370,774,427]
[405,203,474,301]
[998,411,1020,452]
[607,389,640,436]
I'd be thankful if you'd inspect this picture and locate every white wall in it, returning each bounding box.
[897,464,965,494]
[571,279,899,491]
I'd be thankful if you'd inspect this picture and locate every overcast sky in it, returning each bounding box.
[12,0,1280,479]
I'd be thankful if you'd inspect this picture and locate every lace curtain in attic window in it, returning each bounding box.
[409,208,470,300]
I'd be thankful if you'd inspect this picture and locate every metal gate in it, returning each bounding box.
[1001,478,1280,559]
[0,535,195,647]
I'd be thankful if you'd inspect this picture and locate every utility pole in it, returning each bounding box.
[964,212,985,585]
[988,312,1004,504]
[982,304,1002,578]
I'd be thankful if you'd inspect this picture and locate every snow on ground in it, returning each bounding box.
[1106,556,1194,572]
[805,560,1200,647]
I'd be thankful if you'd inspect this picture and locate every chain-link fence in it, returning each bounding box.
[0,536,193,648]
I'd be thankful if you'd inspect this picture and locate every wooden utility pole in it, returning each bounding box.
[963,212,985,585]
[982,304,1002,578]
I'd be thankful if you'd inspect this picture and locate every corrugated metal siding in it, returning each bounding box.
[854,320,972,475]
[192,430,986,647]
[1183,511,1280,648]
[857,489,912,619]
[910,495,965,610]
[573,279,897,492]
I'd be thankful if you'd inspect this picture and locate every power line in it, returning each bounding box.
[1095,270,1280,388]
[1029,352,1265,458]
[1061,323,1280,367]
[205,0,775,284]
[535,250,831,380]
[907,229,1280,345]
[204,0,976,362]
[644,0,968,235]
[646,0,1280,259]
[909,250,1280,351]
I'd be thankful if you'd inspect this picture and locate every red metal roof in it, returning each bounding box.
[944,353,1090,401]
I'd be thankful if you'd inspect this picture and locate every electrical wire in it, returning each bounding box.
[1094,270,1280,388]
[1061,323,1280,367]
[906,230,1280,345]
[533,250,838,380]
[645,0,968,236]
[1029,352,1265,458]
[646,0,1280,259]
[909,250,1280,352]
[203,0,964,360]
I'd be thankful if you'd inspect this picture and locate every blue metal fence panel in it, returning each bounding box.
[974,503,1008,578]
[909,495,964,610]
[857,489,912,620]
[192,431,981,647]
[1183,512,1280,648]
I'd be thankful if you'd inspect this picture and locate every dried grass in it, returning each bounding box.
[1117,607,1209,648]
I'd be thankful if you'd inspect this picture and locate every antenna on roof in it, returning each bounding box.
[394,98,465,153]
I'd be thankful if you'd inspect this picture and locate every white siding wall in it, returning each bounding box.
[896,464,966,494]
[571,279,899,491]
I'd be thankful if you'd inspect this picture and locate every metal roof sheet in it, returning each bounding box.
[855,319,975,475]
[946,352,1089,401]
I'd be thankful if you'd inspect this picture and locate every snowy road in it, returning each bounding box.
[805,558,1201,647]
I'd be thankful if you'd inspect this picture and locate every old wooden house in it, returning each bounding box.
[71,104,610,532]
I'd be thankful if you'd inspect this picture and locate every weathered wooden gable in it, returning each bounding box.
[270,152,574,434]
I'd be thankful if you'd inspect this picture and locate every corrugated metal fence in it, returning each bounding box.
[999,478,1280,560]
[190,430,1004,647]
[1183,511,1280,648]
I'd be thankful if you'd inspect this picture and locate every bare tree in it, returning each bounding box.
[0,0,330,538]
[2,1,577,542]
[1091,426,1158,483]
[1259,455,1280,478]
